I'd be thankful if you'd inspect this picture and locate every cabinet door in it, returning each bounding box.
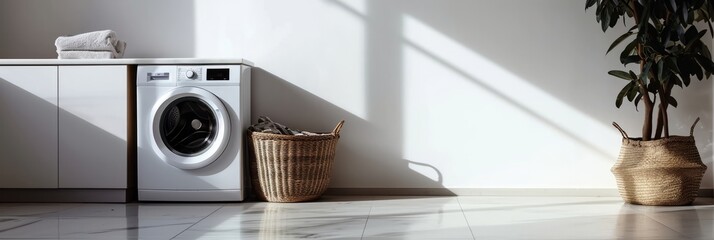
[0,66,58,188]
[59,66,127,188]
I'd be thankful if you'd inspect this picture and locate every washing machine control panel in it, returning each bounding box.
[178,66,234,82]
[138,65,241,86]
[178,67,203,81]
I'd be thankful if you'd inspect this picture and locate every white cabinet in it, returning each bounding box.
[0,65,130,192]
[58,66,128,188]
[0,66,59,188]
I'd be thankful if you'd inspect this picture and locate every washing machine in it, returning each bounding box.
[137,64,250,201]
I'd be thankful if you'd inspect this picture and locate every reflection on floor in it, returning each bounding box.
[0,196,712,239]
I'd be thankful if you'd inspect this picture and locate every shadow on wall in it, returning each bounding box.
[325,0,711,189]
[0,0,196,58]
[398,0,713,184]
[251,68,453,194]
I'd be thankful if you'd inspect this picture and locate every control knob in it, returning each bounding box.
[186,70,196,79]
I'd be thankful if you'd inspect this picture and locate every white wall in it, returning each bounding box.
[0,0,195,58]
[1,0,712,191]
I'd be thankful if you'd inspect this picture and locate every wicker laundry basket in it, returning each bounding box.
[611,119,707,206]
[249,121,344,203]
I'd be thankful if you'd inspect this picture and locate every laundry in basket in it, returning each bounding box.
[248,117,344,202]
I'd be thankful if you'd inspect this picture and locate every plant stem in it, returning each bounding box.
[654,82,669,139]
[662,106,669,138]
[655,106,664,139]
[660,83,674,138]
[642,94,654,141]
[639,79,654,141]
[631,0,653,140]
[637,56,654,140]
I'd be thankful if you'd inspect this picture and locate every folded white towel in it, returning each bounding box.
[114,41,126,58]
[55,30,127,58]
[55,30,120,51]
[57,51,114,59]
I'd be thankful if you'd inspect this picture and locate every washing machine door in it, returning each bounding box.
[150,87,230,170]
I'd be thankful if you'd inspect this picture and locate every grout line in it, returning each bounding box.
[640,212,693,239]
[169,205,225,239]
[456,197,476,240]
[360,206,372,240]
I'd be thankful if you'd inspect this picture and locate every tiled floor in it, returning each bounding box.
[0,196,713,239]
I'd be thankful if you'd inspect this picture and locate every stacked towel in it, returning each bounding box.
[55,30,126,59]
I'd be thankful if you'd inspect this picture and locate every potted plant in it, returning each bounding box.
[586,0,712,205]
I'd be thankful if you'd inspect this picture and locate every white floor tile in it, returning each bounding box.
[0,196,712,240]
[0,217,59,239]
[0,203,78,217]
[641,207,714,239]
[363,212,473,239]
[175,202,370,239]
[58,216,200,239]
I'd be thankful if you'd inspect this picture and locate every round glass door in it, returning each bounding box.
[160,97,217,156]
[150,87,230,170]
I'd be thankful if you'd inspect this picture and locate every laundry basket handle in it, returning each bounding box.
[332,120,345,135]
[612,122,629,139]
[690,117,700,136]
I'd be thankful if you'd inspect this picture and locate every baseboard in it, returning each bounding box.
[0,189,128,203]
[325,188,714,197]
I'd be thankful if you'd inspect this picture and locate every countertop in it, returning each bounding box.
[0,58,253,66]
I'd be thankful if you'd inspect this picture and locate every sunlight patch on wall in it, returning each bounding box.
[400,15,620,188]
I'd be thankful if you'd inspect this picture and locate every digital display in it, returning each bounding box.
[207,68,230,80]
[148,72,170,81]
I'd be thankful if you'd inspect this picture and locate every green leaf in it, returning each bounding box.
[629,70,638,81]
[661,20,674,45]
[620,40,638,63]
[682,1,690,23]
[596,0,605,18]
[586,0,597,10]
[671,74,683,88]
[685,30,707,50]
[647,39,667,54]
[616,81,635,108]
[685,26,699,43]
[666,57,680,73]
[623,1,635,17]
[622,56,641,66]
[687,56,704,80]
[608,70,635,80]
[608,32,634,54]
[609,11,620,28]
[681,72,692,86]
[694,55,714,75]
[647,79,659,93]
[638,0,653,35]
[627,84,638,101]
[669,96,678,108]
[700,8,714,37]
[602,9,610,32]
[634,92,643,111]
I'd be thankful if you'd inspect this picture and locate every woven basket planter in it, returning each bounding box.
[249,121,344,203]
[611,119,707,206]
